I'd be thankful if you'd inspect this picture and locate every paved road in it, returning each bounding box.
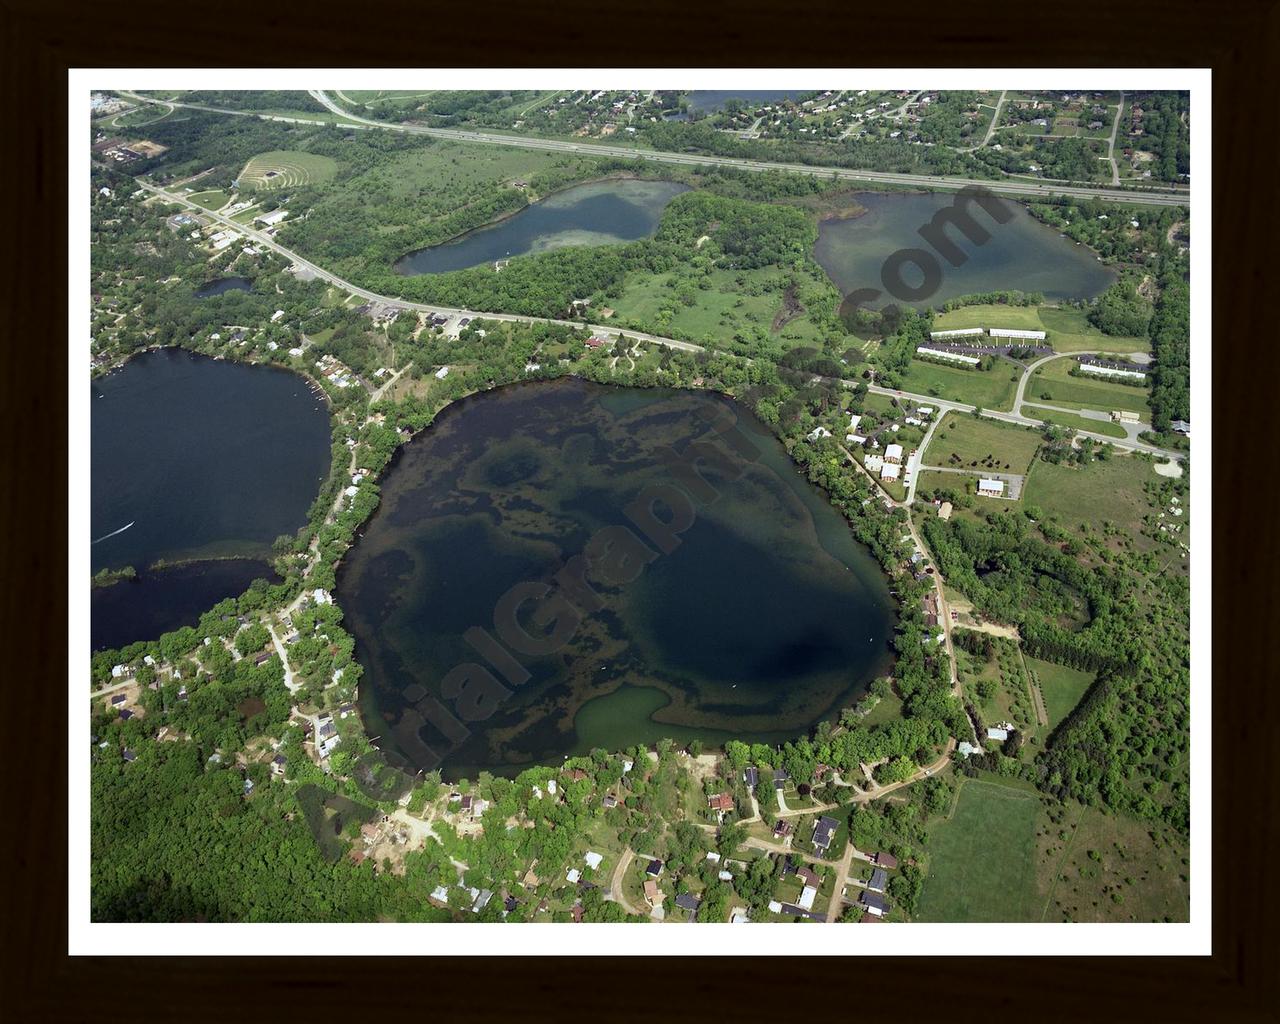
[919,464,1025,499]
[863,380,1183,461]
[964,90,1007,153]
[1106,95,1125,186]
[1012,349,1154,444]
[114,90,1189,208]
[133,175,1190,464]
[307,90,1189,208]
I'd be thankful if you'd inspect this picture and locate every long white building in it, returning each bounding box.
[988,328,1047,340]
[1079,363,1146,382]
[929,328,985,340]
[916,346,980,366]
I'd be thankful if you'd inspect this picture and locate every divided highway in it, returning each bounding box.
[115,90,1190,209]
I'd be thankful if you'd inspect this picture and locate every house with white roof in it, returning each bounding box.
[977,479,1006,498]
[884,443,904,464]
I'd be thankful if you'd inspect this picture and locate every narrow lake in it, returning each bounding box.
[338,378,895,779]
[685,90,808,112]
[814,191,1117,309]
[194,276,253,298]
[91,349,331,648]
[394,179,689,275]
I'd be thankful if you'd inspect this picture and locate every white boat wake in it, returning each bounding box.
[92,521,134,544]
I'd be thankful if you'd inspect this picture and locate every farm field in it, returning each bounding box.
[898,360,1018,411]
[931,304,1148,354]
[1027,656,1094,730]
[1028,357,1151,416]
[928,412,1043,475]
[238,150,339,190]
[1022,455,1162,547]
[916,778,1042,922]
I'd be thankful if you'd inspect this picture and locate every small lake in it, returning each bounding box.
[91,349,331,647]
[337,378,895,779]
[92,559,280,652]
[194,276,253,297]
[814,191,1117,309]
[686,90,808,112]
[394,179,690,275]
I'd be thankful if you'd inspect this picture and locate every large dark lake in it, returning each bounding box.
[338,378,895,779]
[91,349,331,649]
[394,179,689,275]
[815,191,1117,309]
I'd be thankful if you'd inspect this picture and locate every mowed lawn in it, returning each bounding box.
[1028,656,1094,730]
[927,412,1043,475]
[916,779,1042,922]
[1028,357,1151,416]
[898,360,1020,411]
[1022,455,1160,543]
[932,304,1148,355]
[1024,406,1127,438]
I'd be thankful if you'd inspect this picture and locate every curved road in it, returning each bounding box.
[127,174,1186,465]
[114,90,1189,209]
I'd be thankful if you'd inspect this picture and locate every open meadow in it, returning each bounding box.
[898,360,1019,411]
[915,777,1042,922]
[928,412,1042,475]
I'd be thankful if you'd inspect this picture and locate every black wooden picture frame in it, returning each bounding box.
[3,1,1274,1018]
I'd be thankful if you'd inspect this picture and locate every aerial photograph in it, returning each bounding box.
[85,81,1194,931]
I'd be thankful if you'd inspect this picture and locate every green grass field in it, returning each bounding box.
[898,360,1019,411]
[1022,406,1128,438]
[1027,656,1094,730]
[237,150,338,191]
[1038,802,1189,923]
[913,469,978,501]
[1028,357,1151,416]
[927,412,1042,476]
[187,189,228,210]
[1022,456,1159,543]
[916,778,1042,921]
[610,266,827,352]
[932,304,1148,355]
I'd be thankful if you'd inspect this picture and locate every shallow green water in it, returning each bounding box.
[338,379,894,778]
[814,191,1117,309]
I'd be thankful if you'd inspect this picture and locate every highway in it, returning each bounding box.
[131,177,1186,464]
[114,90,1190,209]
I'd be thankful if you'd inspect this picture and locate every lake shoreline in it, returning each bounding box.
[392,174,690,275]
[335,375,898,777]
